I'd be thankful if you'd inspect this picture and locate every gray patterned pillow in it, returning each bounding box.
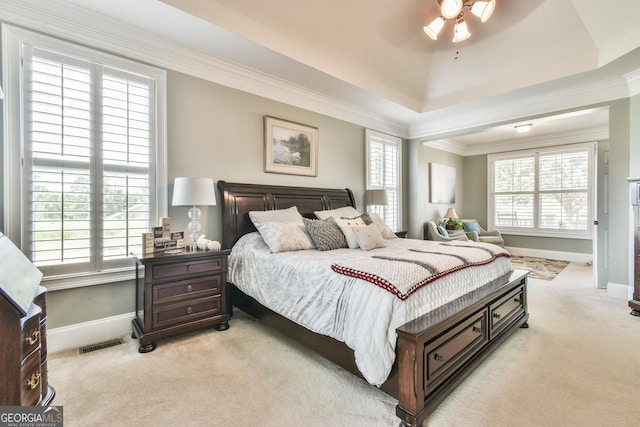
[303,217,348,251]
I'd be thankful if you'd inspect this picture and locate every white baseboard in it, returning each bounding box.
[48,311,134,354]
[607,282,631,300]
[505,246,592,264]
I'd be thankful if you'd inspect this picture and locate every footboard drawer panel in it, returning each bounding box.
[489,284,526,339]
[424,309,489,395]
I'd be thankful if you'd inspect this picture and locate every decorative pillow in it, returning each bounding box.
[303,217,348,251]
[463,220,480,233]
[254,222,315,253]
[437,225,449,236]
[369,212,398,239]
[314,206,361,221]
[249,206,304,227]
[352,223,386,251]
[333,216,367,249]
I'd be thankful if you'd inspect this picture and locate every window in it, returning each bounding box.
[3,26,167,288]
[488,143,594,239]
[366,129,402,231]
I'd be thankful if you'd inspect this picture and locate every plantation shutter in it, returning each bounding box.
[366,130,402,231]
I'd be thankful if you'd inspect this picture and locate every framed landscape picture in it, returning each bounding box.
[264,116,318,176]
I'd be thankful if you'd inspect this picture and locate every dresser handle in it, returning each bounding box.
[26,372,40,390]
[186,306,193,314]
[186,285,193,292]
[26,330,40,345]
[187,264,193,271]
[493,313,501,319]
[434,353,444,362]
[513,297,521,304]
[472,326,482,333]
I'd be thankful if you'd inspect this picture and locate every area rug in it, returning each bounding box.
[510,255,570,281]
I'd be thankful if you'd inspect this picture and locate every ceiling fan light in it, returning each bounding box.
[440,0,463,19]
[424,17,445,40]
[452,19,471,42]
[471,0,495,22]
[515,124,533,133]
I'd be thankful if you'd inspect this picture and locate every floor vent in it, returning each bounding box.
[79,338,124,354]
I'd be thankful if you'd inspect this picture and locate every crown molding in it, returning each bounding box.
[0,0,408,138]
[624,69,640,96]
[422,126,609,157]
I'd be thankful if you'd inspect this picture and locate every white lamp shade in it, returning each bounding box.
[365,189,388,206]
[424,17,445,40]
[444,207,459,219]
[440,0,463,19]
[172,177,216,206]
[452,20,471,42]
[471,0,495,22]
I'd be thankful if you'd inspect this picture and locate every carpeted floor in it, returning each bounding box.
[510,255,570,280]
[48,262,640,426]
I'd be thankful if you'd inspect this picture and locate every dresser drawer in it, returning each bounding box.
[21,308,41,362]
[152,295,223,330]
[424,309,489,395]
[489,284,525,339]
[153,275,224,306]
[151,257,225,281]
[21,350,42,406]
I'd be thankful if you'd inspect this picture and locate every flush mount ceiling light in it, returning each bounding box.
[424,0,496,43]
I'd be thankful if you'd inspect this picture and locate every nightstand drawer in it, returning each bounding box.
[153,275,224,305]
[151,257,225,281]
[21,350,42,406]
[152,295,223,329]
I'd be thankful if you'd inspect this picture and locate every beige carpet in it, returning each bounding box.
[49,263,640,426]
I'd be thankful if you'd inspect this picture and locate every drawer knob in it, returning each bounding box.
[186,306,193,314]
[187,285,193,292]
[26,330,40,345]
[434,353,444,362]
[493,313,501,319]
[26,372,40,390]
[187,264,193,271]
[472,326,482,334]
[513,297,521,304]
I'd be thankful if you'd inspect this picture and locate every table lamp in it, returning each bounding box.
[365,189,388,208]
[171,177,216,251]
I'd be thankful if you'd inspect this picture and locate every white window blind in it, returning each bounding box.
[366,129,402,231]
[3,26,167,286]
[489,143,594,239]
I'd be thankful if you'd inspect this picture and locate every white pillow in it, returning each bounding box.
[370,212,398,239]
[352,223,386,251]
[333,216,366,249]
[314,206,361,221]
[249,206,304,227]
[254,222,315,253]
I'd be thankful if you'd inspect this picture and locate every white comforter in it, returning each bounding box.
[228,232,513,386]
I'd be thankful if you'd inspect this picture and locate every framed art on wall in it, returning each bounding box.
[430,162,456,203]
[264,116,318,176]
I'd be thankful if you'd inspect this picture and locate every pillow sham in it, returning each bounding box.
[333,215,367,249]
[254,221,315,253]
[369,212,398,239]
[314,206,361,221]
[352,223,386,251]
[249,206,304,227]
[303,217,348,251]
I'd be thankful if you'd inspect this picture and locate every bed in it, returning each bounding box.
[218,180,529,427]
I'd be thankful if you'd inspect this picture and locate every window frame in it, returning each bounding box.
[487,142,595,240]
[2,25,167,290]
[365,129,402,232]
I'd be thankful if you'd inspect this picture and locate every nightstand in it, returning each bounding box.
[131,249,231,353]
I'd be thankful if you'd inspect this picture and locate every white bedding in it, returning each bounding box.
[228,232,513,386]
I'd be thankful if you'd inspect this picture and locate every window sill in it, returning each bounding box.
[41,266,138,291]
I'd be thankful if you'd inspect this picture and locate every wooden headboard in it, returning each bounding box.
[217,180,356,249]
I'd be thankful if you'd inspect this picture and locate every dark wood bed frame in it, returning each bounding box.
[218,180,529,427]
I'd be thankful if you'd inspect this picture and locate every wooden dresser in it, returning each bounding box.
[0,233,55,406]
[131,249,231,352]
[627,177,640,316]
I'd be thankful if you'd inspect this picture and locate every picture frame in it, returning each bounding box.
[430,163,456,203]
[264,116,318,176]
